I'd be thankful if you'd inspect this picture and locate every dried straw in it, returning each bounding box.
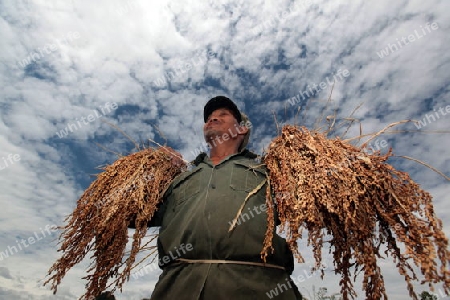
[263,124,449,300]
[45,115,449,300]
[44,147,186,300]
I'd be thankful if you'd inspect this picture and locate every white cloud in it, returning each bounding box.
[0,0,448,299]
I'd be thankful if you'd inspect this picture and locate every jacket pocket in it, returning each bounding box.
[172,168,202,206]
[229,162,267,192]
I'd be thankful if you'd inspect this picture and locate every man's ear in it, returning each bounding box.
[236,123,249,136]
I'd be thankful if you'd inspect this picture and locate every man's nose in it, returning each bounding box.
[208,116,219,123]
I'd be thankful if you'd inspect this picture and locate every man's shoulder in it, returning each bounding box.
[234,155,264,167]
[232,151,267,175]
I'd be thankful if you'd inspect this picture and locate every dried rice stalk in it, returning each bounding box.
[44,147,187,300]
[263,125,449,300]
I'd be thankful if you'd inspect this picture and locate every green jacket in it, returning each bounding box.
[148,150,302,300]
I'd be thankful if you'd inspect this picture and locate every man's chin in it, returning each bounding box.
[204,129,221,139]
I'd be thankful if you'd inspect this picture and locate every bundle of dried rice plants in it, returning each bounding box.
[263,124,449,300]
[44,147,187,300]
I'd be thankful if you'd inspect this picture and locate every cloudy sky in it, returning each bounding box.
[0,0,449,299]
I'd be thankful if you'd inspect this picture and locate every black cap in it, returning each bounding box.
[204,96,242,123]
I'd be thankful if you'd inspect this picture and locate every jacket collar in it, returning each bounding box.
[192,149,259,167]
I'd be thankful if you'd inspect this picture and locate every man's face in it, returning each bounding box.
[203,108,244,143]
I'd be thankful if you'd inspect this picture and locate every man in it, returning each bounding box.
[134,96,302,299]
